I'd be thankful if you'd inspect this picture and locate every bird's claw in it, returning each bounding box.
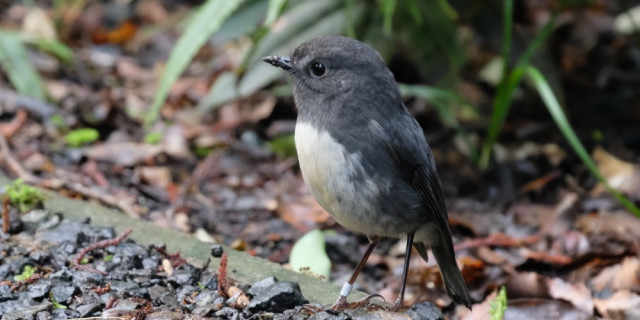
[329,293,385,312]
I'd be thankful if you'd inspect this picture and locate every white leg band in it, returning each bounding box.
[340,282,353,297]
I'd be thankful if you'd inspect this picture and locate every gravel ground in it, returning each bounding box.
[0,209,444,319]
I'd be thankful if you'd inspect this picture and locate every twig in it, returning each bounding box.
[74,228,133,275]
[0,130,42,185]
[0,109,28,137]
[217,252,229,297]
[150,244,187,268]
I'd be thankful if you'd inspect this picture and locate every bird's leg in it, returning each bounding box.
[330,237,380,311]
[392,232,415,311]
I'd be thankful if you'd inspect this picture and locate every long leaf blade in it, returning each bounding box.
[525,66,640,216]
[0,31,45,100]
[145,0,245,126]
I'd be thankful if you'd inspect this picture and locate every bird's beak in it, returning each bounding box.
[262,55,292,71]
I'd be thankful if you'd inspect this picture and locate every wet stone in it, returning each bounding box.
[215,306,240,319]
[51,308,80,319]
[406,301,444,320]
[71,270,103,286]
[27,280,51,299]
[125,287,150,299]
[145,310,190,320]
[192,305,216,316]
[170,270,196,286]
[210,244,224,258]
[158,292,179,309]
[194,290,224,306]
[36,311,52,320]
[142,256,160,269]
[111,298,142,311]
[1,301,51,320]
[247,276,278,297]
[148,285,169,300]
[35,219,87,244]
[108,280,139,294]
[50,284,76,304]
[247,281,308,313]
[73,302,103,317]
[0,284,13,302]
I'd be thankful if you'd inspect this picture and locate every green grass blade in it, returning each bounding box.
[24,37,73,63]
[500,0,513,76]
[264,0,287,27]
[144,0,245,127]
[0,31,45,100]
[380,0,396,34]
[479,0,513,169]
[525,66,640,216]
[479,10,557,169]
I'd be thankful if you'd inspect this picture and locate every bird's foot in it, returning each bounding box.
[391,296,405,312]
[298,303,325,315]
[329,293,385,312]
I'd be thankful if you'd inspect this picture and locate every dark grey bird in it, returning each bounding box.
[263,36,471,311]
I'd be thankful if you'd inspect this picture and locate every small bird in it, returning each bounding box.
[263,36,471,311]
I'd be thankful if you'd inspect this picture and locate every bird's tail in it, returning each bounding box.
[415,231,471,309]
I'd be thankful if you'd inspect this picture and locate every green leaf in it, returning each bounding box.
[289,229,331,280]
[196,71,237,112]
[525,66,640,216]
[0,31,45,100]
[65,128,99,147]
[479,7,557,169]
[50,292,67,309]
[264,0,287,27]
[14,265,36,281]
[379,0,396,34]
[145,0,246,127]
[268,134,296,158]
[144,132,163,145]
[24,37,73,63]
[489,286,507,320]
[5,179,44,213]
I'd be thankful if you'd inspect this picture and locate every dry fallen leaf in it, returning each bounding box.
[592,146,640,200]
[594,290,640,319]
[546,277,594,313]
[277,196,331,232]
[591,257,640,292]
[504,298,593,320]
[84,142,163,166]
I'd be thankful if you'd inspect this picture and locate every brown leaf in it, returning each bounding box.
[576,211,640,242]
[84,142,163,166]
[594,290,640,319]
[592,146,640,200]
[546,277,594,313]
[137,166,172,188]
[591,257,640,292]
[504,299,594,320]
[277,196,331,232]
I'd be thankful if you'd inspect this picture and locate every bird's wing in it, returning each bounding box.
[370,114,452,241]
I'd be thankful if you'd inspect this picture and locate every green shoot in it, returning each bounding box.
[5,179,44,213]
[65,128,99,147]
[489,286,507,320]
[14,265,36,281]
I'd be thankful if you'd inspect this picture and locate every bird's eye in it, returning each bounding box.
[309,62,327,78]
